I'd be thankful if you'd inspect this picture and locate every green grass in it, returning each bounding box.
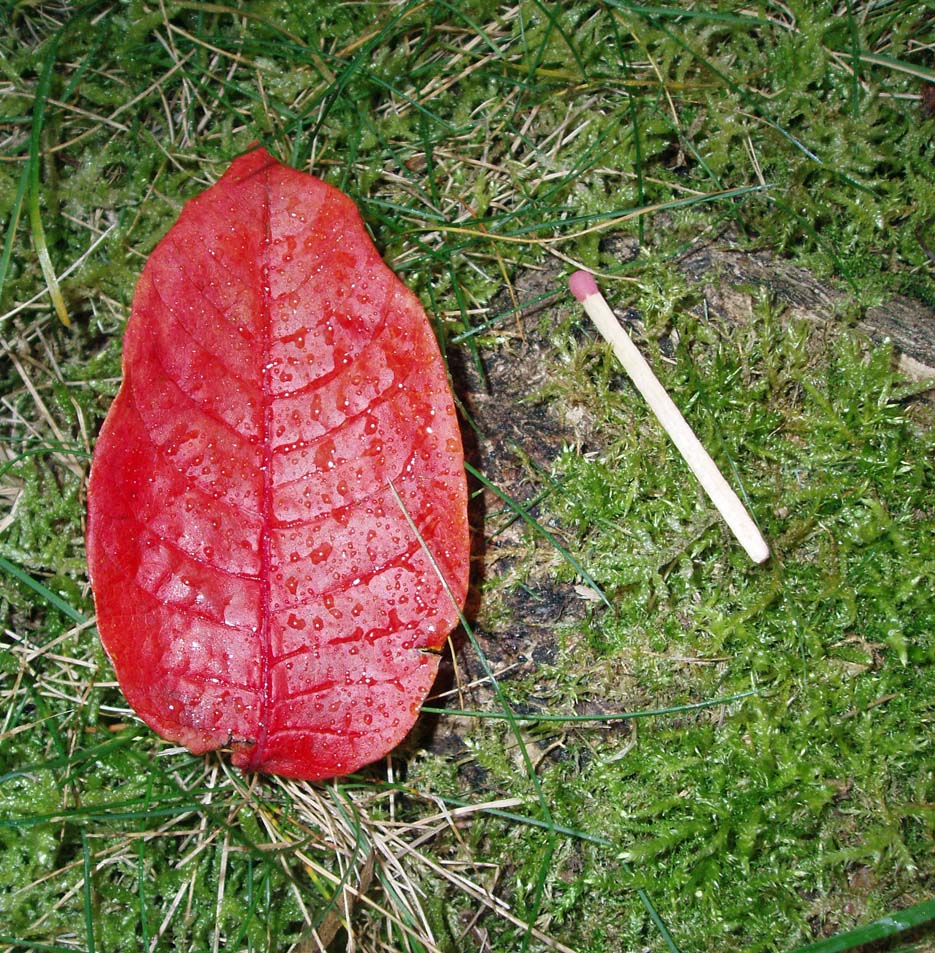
[2,1,934,951]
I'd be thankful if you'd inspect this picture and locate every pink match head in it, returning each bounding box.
[569,270,599,302]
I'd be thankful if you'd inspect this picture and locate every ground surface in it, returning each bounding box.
[2,3,935,952]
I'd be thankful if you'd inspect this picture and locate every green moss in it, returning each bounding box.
[1,457,86,576]
[425,305,933,950]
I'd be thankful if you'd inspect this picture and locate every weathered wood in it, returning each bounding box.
[677,241,935,379]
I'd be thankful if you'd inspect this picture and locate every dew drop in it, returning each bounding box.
[315,440,337,471]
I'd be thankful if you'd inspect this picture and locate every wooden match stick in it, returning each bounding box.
[569,271,770,564]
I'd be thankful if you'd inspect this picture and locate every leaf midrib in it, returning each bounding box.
[248,160,276,770]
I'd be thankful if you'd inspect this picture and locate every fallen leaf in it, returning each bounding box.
[87,147,469,780]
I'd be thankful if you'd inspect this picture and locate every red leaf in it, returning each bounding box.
[87,147,469,780]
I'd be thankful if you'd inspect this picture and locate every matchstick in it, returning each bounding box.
[569,271,770,564]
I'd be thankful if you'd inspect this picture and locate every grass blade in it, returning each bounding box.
[465,461,611,608]
[790,897,935,953]
[0,163,30,308]
[81,831,96,953]
[28,34,70,327]
[0,554,86,624]
[422,689,759,723]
